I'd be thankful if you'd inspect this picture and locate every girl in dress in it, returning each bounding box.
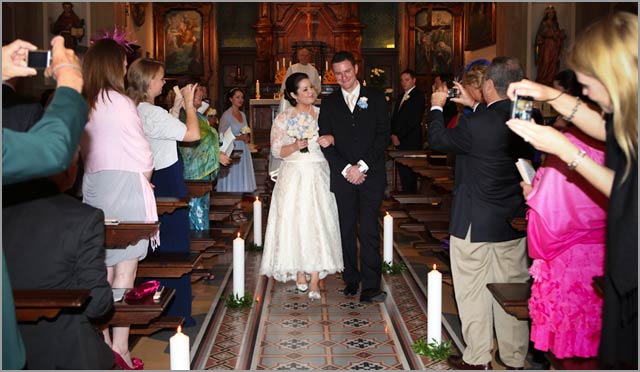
[216,88,257,193]
[126,58,200,327]
[81,38,155,370]
[260,72,343,300]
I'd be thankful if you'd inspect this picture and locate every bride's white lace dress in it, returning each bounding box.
[260,106,343,282]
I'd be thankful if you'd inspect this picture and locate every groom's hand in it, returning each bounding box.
[346,165,366,185]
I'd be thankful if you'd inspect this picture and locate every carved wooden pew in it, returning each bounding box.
[13,289,90,322]
[486,282,531,320]
[137,252,203,278]
[156,196,190,215]
[185,180,212,199]
[105,287,182,335]
[104,222,160,248]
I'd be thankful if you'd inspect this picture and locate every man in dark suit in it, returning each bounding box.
[3,150,115,370]
[427,57,533,370]
[319,51,390,304]
[391,69,426,193]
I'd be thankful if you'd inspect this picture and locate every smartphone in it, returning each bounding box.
[511,94,534,121]
[27,50,52,69]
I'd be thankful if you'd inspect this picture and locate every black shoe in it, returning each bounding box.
[343,283,358,296]
[359,290,387,304]
[447,355,492,370]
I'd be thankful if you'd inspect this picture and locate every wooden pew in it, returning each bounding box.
[185,180,212,199]
[14,289,90,322]
[156,196,190,215]
[104,222,160,248]
[137,252,203,278]
[210,192,243,206]
[486,283,530,320]
[107,287,176,327]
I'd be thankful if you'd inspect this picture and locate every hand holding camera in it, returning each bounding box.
[448,80,477,108]
[45,36,83,93]
[2,39,38,80]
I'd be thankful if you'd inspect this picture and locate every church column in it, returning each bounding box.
[253,3,273,83]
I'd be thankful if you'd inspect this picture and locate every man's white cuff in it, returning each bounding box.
[357,160,369,174]
[430,106,443,112]
[341,164,351,178]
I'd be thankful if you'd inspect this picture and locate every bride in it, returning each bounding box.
[260,72,343,300]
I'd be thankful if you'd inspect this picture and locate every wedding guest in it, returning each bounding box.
[171,83,231,230]
[216,87,257,193]
[506,12,637,369]
[127,57,200,327]
[278,47,321,114]
[3,150,115,370]
[81,37,156,370]
[260,72,343,301]
[1,35,86,370]
[390,69,425,193]
[428,57,533,370]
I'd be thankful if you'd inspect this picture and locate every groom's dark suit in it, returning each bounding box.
[319,85,390,296]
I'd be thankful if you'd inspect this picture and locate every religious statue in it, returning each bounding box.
[51,2,84,49]
[534,6,566,86]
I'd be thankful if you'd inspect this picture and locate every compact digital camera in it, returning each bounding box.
[446,88,459,99]
[511,94,534,120]
[27,50,52,69]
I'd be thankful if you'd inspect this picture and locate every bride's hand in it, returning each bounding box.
[317,135,334,148]
[295,139,308,151]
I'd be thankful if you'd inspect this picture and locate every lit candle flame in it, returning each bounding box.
[256,196,259,201]
[177,325,182,333]
[386,211,390,216]
[433,264,437,271]
[237,232,240,238]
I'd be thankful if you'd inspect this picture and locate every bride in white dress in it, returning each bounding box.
[260,73,343,300]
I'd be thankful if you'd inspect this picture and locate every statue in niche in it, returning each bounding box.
[51,2,84,49]
[534,5,566,86]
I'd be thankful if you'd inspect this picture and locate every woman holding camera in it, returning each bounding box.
[506,12,637,369]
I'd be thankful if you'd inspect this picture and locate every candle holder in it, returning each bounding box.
[382,261,407,275]
[247,241,263,252]
[322,69,337,85]
[225,291,254,309]
[411,338,453,361]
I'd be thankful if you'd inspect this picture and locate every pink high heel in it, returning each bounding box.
[113,350,144,370]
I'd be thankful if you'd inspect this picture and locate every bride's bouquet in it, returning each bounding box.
[240,126,252,135]
[286,112,317,153]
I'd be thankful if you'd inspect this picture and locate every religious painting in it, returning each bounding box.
[414,9,454,76]
[464,2,496,50]
[154,3,212,79]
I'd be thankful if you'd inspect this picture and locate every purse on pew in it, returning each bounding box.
[124,280,160,301]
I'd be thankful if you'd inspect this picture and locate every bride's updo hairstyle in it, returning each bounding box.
[284,72,309,107]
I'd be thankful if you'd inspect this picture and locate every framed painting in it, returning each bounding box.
[464,2,496,50]
[414,9,455,76]
[154,3,212,78]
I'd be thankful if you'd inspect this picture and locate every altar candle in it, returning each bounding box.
[325,61,328,71]
[277,61,280,71]
[282,57,286,68]
[253,197,262,246]
[427,264,442,345]
[233,233,245,297]
[170,326,190,370]
[289,60,292,67]
[383,211,393,264]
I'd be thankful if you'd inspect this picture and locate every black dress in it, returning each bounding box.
[598,116,638,369]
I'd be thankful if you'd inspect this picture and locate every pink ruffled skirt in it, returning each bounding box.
[528,242,605,358]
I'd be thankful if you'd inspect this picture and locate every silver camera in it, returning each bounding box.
[446,88,459,99]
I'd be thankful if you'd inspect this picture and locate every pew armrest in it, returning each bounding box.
[14,289,90,322]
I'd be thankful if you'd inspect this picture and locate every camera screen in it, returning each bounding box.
[511,95,534,121]
[27,50,50,69]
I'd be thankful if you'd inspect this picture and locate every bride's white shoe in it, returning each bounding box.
[295,283,308,292]
[308,291,321,300]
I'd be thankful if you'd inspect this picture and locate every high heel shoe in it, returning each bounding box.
[113,350,144,370]
[295,282,308,292]
[308,291,321,300]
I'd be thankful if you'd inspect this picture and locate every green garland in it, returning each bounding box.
[225,292,254,309]
[247,242,263,252]
[411,338,453,361]
[382,261,407,275]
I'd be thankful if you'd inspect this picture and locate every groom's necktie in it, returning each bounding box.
[399,92,409,109]
[347,93,356,112]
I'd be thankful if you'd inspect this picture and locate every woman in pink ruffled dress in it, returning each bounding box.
[523,124,607,364]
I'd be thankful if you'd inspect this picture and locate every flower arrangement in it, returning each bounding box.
[286,112,318,153]
[205,107,217,117]
[240,126,252,135]
[369,67,387,92]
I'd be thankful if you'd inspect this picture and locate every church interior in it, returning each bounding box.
[2,2,638,371]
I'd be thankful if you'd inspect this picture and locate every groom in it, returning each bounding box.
[319,51,390,303]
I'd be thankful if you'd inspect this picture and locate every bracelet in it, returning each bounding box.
[567,149,587,170]
[542,91,564,102]
[52,63,81,75]
[562,97,581,122]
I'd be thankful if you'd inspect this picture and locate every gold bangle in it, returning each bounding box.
[567,149,587,170]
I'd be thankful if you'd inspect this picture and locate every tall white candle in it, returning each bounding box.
[383,211,393,264]
[282,57,285,68]
[233,233,245,297]
[277,61,280,71]
[170,326,190,370]
[289,61,292,67]
[325,61,328,71]
[253,197,262,246]
[427,264,442,345]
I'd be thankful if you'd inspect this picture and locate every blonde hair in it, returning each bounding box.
[567,12,638,180]
[126,58,165,105]
[462,64,488,89]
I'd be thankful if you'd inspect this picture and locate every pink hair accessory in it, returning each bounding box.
[90,26,136,53]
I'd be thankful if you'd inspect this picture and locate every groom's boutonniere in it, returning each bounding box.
[357,96,368,109]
